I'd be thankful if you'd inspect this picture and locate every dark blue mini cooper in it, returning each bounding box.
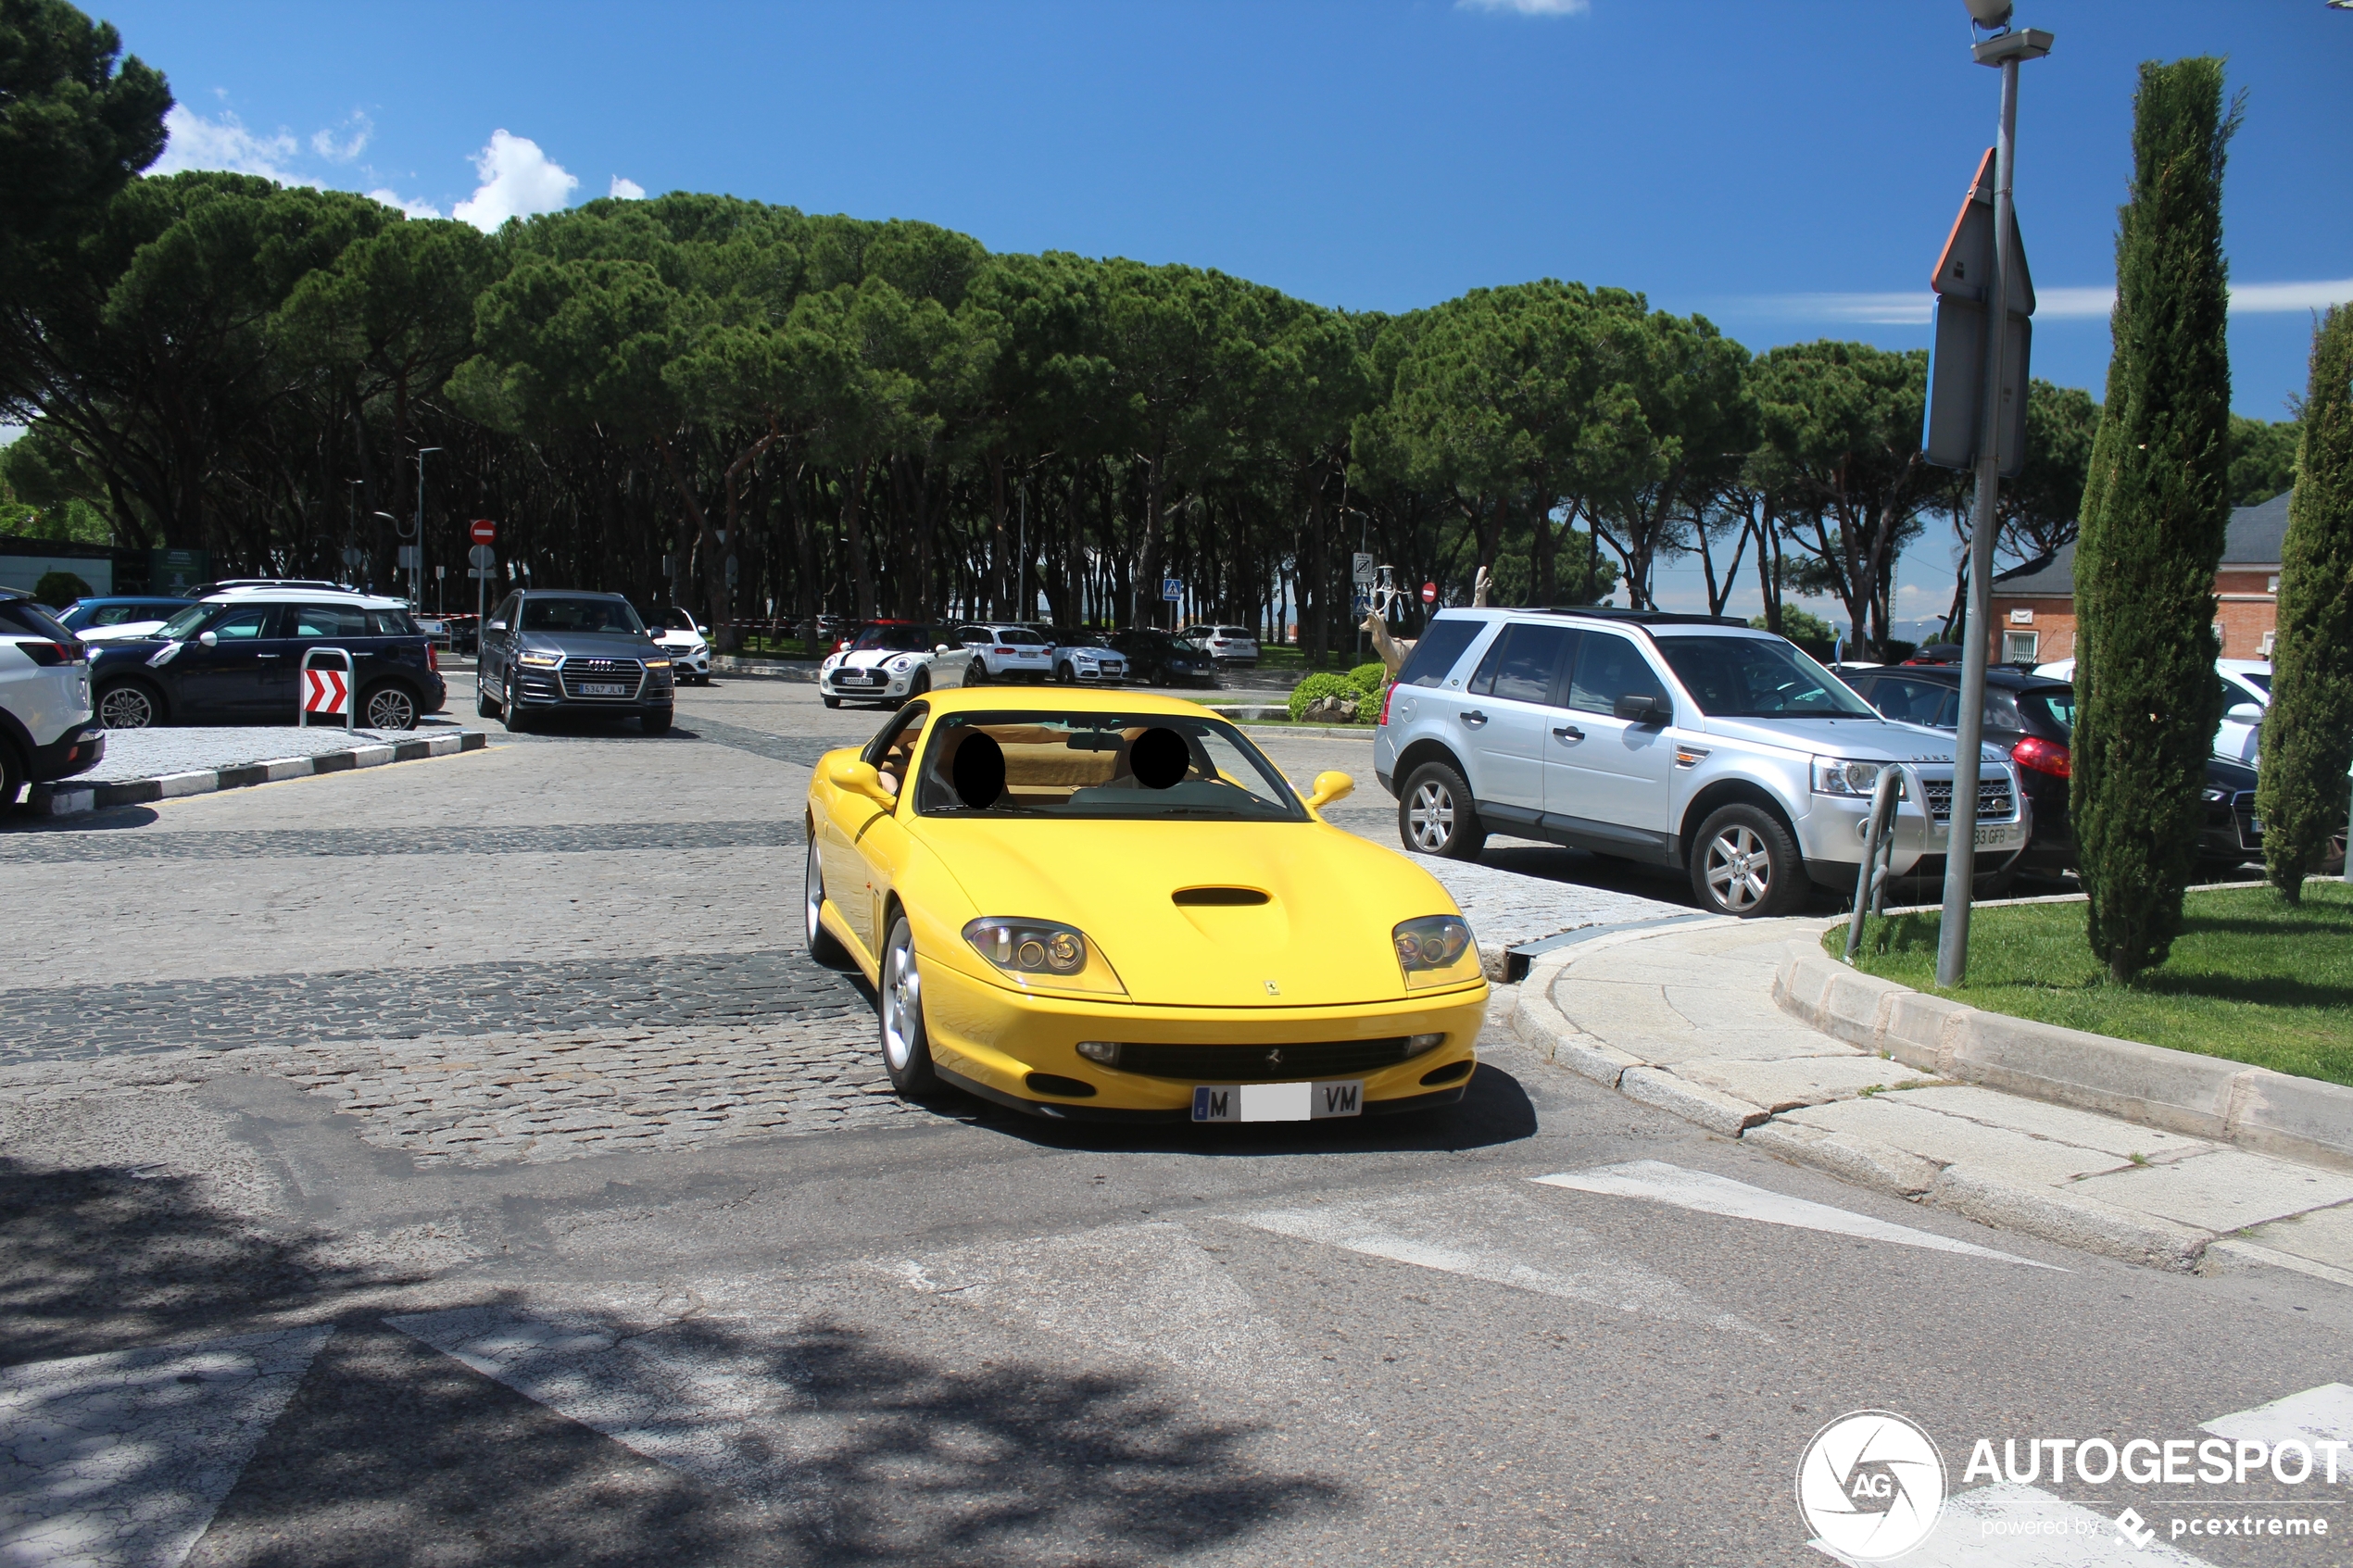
[90,590,446,729]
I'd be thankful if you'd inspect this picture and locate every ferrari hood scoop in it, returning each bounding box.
[1171,886,1270,907]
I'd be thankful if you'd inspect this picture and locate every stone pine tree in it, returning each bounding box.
[2070,58,2239,984]
[2258,307,2353,900]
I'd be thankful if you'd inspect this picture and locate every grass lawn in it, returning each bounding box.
[1833,882,2353,1087]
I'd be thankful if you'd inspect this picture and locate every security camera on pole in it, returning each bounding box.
[1919,1,2050,988]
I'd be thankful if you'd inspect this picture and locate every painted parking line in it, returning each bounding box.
[1239,1183,1763,1336]
[1534,1160,2061,1271]
[2200,1381,2353,1449]
[0,1326,332,1568]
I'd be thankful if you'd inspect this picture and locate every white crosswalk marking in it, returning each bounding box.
[0,1326,331,1568]
[1239,1184,1763,1336]
[385,1303,813,1500]
[890,1221,1302,1386]
[1812,1482,2214,1566]
[2200,1382,2353,1449]
[1535,1160,2061,1270]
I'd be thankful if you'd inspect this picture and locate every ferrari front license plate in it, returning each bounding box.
[580,682,628,696]
[1191,1081,1363,1123]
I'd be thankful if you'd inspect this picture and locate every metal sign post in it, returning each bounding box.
[469,522,496,655]
[1931,15,2052,989]
[299,646,355,732]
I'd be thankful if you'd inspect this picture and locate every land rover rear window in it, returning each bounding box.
[1394,617,1484,688]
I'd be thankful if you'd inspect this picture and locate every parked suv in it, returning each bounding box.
[0,590,105,807]
[90,590,446,730]
[1374,608,2029,918]
[477,590,675,733]
[1177,623,1261,664]
[953,622,1054,683]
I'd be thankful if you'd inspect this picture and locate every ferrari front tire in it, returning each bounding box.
[878,914,938,1095]
[805,841,849,966]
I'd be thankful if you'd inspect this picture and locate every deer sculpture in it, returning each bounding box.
[1360,565,1490,676]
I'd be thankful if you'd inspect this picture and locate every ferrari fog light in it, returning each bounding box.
[1405,1033,1445,1057]
[1076,1040,1119,1064]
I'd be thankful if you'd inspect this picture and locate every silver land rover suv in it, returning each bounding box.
[1372,608,2029,918]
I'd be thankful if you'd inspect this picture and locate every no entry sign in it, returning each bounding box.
[303,666,349,717]
[470,519,497,545]
[1420,581,1438,605]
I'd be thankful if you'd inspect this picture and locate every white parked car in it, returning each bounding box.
[655,608,712,684]
[0,590,105,807]
[2035,657,2269,763]
[952,622,1055,683]
[1177,623,1261,664]
[1037,628,1127,685]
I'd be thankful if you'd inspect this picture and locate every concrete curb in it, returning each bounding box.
[1774,938,2353,1173]
[23,730,488,817]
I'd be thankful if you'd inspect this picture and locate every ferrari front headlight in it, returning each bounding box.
[1392,914,1478,989]
[962,918,1126,995]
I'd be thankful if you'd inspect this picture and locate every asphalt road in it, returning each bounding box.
[1,671,2344,1568]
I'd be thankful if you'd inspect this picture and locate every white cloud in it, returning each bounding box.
[370,188,444,220]
[151,105,310,183]
[1458,0,1591,13]
[450,130,580,232]
[309,113,372,163]
[2229,278,2353,313]
[609,175,647,200]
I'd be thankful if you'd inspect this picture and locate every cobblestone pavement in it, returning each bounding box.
[0,819,801,862]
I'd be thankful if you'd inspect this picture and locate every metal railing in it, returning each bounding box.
[1843,765,1907,964]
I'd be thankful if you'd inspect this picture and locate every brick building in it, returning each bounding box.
[1985,489,2291,667]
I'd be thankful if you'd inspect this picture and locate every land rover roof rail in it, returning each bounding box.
[1536,606,1749,628]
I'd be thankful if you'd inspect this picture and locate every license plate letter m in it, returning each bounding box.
[1194,1086,1231,1121]
[1320,1083,1359,1115]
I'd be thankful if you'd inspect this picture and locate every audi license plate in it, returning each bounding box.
[1192,1081,1362,1123]
[580,681,629,696]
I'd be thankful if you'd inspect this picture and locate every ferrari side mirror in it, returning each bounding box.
[828,757,896,807]
[1302,771,1355,811]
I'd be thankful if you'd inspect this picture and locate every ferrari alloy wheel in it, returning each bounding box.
[1691,804,1804,918]
[878,914,938,1094]
[1399,761,1486,860]
[805,840,849,966]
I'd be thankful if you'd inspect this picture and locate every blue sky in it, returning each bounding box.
[85,1,2353,628]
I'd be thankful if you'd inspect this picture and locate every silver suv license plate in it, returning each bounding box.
[1971,823,2010,847]
[1192,1081,1363,1123]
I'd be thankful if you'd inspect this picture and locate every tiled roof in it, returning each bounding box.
[1988,488,2293,597]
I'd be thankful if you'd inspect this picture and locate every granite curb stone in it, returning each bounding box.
[1775,938,2353,1172]
[23,730,487,817]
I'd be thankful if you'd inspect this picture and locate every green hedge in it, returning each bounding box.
[1348,661,1389,696]
[1289,671,1363,722]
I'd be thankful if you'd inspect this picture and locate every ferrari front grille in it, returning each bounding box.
[1097,1036,1423,1082]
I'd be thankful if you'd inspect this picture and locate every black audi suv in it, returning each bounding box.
[476,590,675,734]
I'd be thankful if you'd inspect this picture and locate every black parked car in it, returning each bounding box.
[1106,628,1217,688]
[90,591,446,730]
[1843,663,2266,880]
[476,589,674,734]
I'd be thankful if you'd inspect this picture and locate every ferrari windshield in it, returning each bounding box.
[912,712,1308,822]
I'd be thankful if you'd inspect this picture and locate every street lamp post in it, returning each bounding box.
[1936,3,2052,989]
[412,447,442,609]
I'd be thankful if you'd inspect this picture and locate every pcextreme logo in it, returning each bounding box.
[1796,1410,1947,1562]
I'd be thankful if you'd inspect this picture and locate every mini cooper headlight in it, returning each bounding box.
[1392,915,1478,989]
[1810,757,1889,797]
[963,918,1126,995]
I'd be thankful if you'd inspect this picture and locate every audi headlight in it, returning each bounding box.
[1392,914,1478,990]
[1811,757,1890,797]
[518,651,560,668]
[962,918,1126,995]
[645,659,672,670]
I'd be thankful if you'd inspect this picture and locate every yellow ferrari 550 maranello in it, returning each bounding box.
[803,686,1488,1123]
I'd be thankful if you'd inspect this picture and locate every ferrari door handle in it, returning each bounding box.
[1459,709,1488,727]
[1553,725,1584,742]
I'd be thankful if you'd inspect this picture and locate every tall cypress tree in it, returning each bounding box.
[2259,307,2353,900]
[2070,58,2239,985]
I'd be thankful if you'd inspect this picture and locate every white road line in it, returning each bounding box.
[888,1221,1302,1386]
[384,1304,809,1501]
[1534,1160,2062,1270]
[1813,1482,2214,1566]
[1239,1184,1764,1336]
[0,1326,332,1568]
[2200,1382,2353,1449]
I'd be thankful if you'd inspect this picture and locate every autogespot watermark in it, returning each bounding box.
[1798,1411,2343,1558]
